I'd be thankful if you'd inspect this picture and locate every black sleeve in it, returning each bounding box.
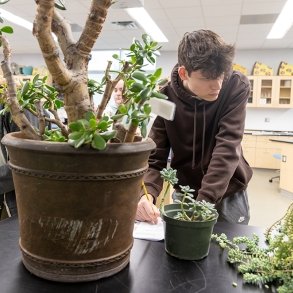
[0,164,14,194]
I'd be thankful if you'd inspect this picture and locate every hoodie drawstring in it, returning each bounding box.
[192,102,206,175]
[192,102,197,169]
[201,104,206,175]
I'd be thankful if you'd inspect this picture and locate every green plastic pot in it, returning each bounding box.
[162,203,218,260]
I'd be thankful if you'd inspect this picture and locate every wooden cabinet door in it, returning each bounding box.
[254,136,281,169]
[241,134,256,166]
[255,76,276,108]
[280,144,293,193]
[274,76,293,108]
[254,147,281,169]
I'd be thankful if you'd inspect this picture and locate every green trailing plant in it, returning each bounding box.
[212,202,293,292]
[160,167,218,222]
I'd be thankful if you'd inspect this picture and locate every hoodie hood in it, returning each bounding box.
[170,64,207,107]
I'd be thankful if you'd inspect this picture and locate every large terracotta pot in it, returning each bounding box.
[2,132,155,282]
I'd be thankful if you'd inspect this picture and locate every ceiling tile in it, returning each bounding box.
[0,0,292,54]
[242,0,287,14]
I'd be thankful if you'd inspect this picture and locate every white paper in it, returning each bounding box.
[133,217,164,241]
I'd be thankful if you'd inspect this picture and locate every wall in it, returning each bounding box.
[245,108,293,131]
[12,49,293,131]
[235,49,293,75]
[11,54,46,67]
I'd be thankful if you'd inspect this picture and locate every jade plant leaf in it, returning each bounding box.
[91,133,106,150]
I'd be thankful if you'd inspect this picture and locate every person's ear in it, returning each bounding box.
[178,66,188,81]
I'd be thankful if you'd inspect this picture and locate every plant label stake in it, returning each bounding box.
[146,98,176,137]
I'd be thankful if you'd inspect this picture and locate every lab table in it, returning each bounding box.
[0,216,273,293]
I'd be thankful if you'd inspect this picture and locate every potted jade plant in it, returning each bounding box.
[160,168,218,260]
[0,1,167,283]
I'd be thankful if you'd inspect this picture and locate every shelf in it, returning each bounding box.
[248,76,293,108]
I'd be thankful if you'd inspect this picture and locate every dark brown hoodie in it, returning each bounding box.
[143,65,253,204]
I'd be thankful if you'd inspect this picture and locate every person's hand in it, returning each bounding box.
[136,195,160,224]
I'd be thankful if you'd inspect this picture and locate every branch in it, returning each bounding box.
[34,100,46,135]
[33,0,71,86]
[96,61,113,120]
[0,35,41,140]
[124,122,138,143]
[77,0,112,56]
[47,109,69,137]
[96,61,130,120]
[52,9,75,58]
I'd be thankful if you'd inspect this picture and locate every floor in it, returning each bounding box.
[248,168,293,229]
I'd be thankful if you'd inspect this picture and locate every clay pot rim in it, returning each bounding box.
[2,131,156,155]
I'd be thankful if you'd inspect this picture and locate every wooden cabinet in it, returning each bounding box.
[247,76,293,108]
[254,136,281,169]
[245,136,293,194]
[279,142,293,193]
[247,76,275,108]
[242,134,256,166]
[242,134,282,169]
[274,76,293,108]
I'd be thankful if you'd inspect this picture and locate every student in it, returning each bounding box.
[136,30,253,225]
[105,79,125,117]
[0,106,18,218]
[0,105,49,219]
